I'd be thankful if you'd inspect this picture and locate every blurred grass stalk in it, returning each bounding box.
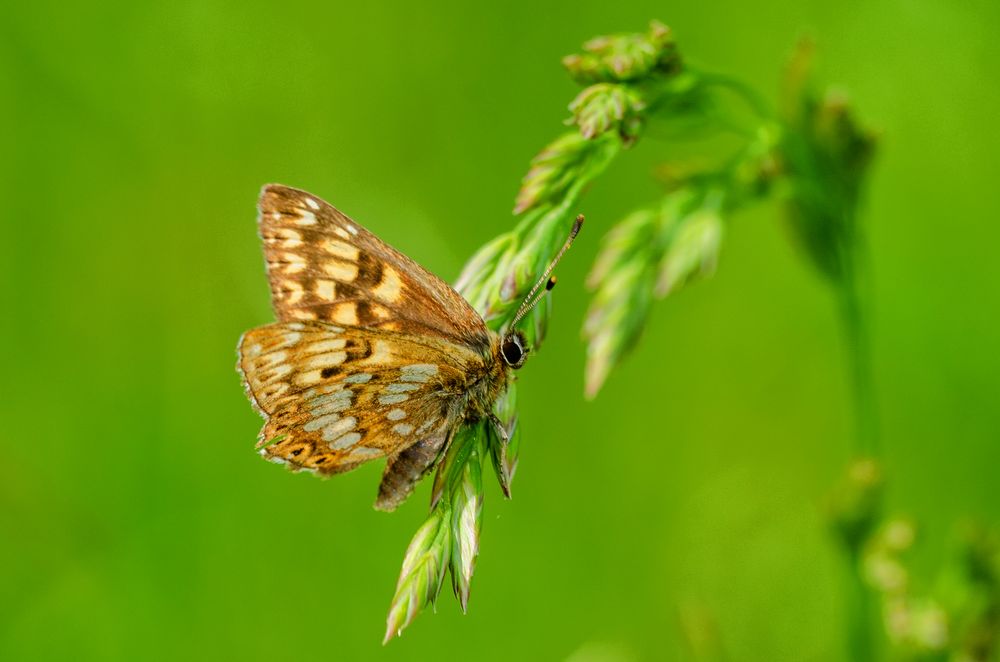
[781,39,882,662]
[385,22,998,658]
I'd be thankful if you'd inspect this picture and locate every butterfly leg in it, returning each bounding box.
[488,412,515,498]
[374,433,449,512]
[488,412,509,445]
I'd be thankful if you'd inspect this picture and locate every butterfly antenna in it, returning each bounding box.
[509,215,584,331]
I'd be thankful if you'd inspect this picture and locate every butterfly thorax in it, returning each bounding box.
[462,334,513,422]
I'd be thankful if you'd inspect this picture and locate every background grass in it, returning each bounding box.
[2,1,999,660]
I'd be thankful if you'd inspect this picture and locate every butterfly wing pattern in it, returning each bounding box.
[256,184,492,350]
[238,185,507,511]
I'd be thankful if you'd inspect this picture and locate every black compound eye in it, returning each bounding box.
[501,337,525,368]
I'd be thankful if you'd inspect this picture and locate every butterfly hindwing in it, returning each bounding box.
[257,184,492,352]
[238,321,487,475]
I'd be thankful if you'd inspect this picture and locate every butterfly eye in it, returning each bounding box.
[501,335,527,369]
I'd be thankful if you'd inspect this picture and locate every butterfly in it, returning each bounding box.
[237,184,581,511]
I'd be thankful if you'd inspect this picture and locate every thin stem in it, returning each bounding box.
[837,220,880,662]
[838,226,879,457]
[694,70,775,121]
[846,548,877,662]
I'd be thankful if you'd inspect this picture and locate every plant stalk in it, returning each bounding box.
[838,226,879,457]
[838,223,880,662]
[846,547,877,662]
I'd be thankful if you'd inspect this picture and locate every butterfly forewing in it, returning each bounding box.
[239,321,486,474]
[257,184,492,352]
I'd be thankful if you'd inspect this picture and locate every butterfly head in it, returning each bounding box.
[501,214,584,370]
[500,331,528,369]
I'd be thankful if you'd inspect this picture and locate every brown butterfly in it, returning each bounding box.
[237,185,581,511]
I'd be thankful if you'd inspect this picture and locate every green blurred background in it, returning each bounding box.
[2,1,998,660]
